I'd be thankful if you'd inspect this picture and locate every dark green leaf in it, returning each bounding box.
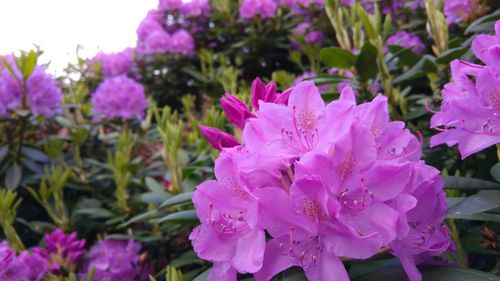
[353,265,500,281]
[355,42,378,81]
[465,9,500,35]
[435,46,469,64]
[160,192,193,208]
[22,147,50,162]
[442,176,500,190]
[5,164,22,190]
[319,47,357,69]
[0,146,8,164]
[156,210,198,224]
[75,207,115,219]
[387,45,421,67]
[447,212,500,223]
[490,163,500,183]
[448,191,500,216]
[393,55,437,84]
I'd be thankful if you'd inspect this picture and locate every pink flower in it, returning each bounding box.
[92,48,134,77]
[137,10,163,41]
[189,153,266,280]
[191,81,450,280]
[170,29,196,56]
[251,77,291,111]
[158,0,182,11]
[431,21,500,158]
[385,31,426,54]
[180,0,211,17]
[292,23,324,45]
[91,75,148,121]
[136,29,171,55]
[240,0,278,19]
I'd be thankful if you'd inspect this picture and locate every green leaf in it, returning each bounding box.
[146,177,167,194]
[192,269,210,281]
[435,46,469,64]
[355,42,378,81]
[5,164,22,190]
[21,147,50,162]
[465,9,500,35]
[118,210,158,228]
[442,176,500,190]
[75,207,114,219]
[490,163,500,183]
[392,55,437,84]
[319,47,357,69]
[22,50,37,78]
[356,5,376,40]
[155,210,198,224]
[353,265,500,281]
[387,45,421,67]
[0,146,8,164]
[160,192,193,208]
[447,212,500,223]
[448,191,500,216]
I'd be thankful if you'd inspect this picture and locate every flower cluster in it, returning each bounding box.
[292,23,324,46]
[430,20,500,158]
[136,5,196,56]
[0,241,48,281]
[0,56,62,118]
[385,31,426,55]
[92,48,134,77]
[79,239,147,281]
[240,0,279,19]
[192,80,451,281]
[43,228,86,273]
[91,75,149,121]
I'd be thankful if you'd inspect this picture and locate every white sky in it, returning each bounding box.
[0,0,157,75]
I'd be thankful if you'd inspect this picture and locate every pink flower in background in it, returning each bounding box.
[170,29,196,55]
[444,0,472,24]
[158,0,182,11]
[180,0,211,17]
[0,241,48,281]
[220,93,255,129]
[80,239,147,281]
[137,10,163,41]
[0,58,62,118]
[0,64,22,117]
[431,21,500,158]
[292,23,324,45]
[192,81,450,280]
[91,75,148,121]
[385,31,426,54]
[137,29,172,55]
[93,48,134,77]
[44,229,86,272]
[240,0,278,19]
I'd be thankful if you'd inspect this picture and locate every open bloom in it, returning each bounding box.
[80,239,147,281]
[0,241,48,281]
[92,48,134,77]
[192,80,450,280]
[190,153,266,280]
[0,57,62,118]
[91,75,148,121]
[240,0,278,19]
[431,21,500,158]
[385,31,425,54]
[170,29,196,55]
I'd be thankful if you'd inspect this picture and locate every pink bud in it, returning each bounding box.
[199,125,240,151]
[220,93,255,129]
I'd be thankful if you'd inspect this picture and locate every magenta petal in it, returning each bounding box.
[232,231,266,273]
[208,262,237,281]
[254,237,299,281]
[303,252,349,281]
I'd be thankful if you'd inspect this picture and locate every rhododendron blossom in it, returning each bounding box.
[240,0,278,19]
[431,21,500,158]
[0,57,62,118]
[91,75,148,121]
[385,31,426,54]
[191,80,451,280]
[92,48,134,77]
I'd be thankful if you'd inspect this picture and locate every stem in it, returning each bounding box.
[1,221,25,251]
[449,219,468,268]
[15,117,27,163]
